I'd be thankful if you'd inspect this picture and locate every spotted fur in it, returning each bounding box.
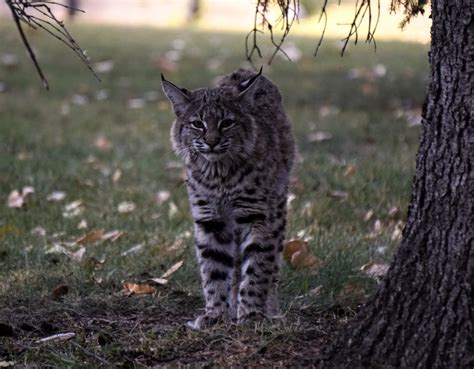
[162,69,295,329]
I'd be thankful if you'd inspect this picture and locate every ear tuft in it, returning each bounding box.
[238,68,263,105]
[161,77,190,116]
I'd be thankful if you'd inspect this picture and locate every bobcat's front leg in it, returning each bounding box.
[236,220,281,322]
[187,216,235,330]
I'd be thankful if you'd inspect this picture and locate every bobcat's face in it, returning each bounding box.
[162,73,261,164]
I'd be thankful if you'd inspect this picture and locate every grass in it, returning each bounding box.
[0,23,427,367]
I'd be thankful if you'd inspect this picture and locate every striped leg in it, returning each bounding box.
[237,225,278,321]
[187,218,235,330]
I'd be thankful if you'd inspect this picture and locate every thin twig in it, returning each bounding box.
[7,0,49,89]
[6,0,99,89]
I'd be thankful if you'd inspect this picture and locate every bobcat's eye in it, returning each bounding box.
[190,120,205,130]
[219,119,235,130]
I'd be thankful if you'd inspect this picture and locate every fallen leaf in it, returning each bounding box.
[339,281,367,305]
[360,262,390,278]
[111,169,122,183]
[121,244,144,256]
[148,277,168,285]
[308,285,323,297]
[93,136,112,150]
[391,220,404,241]
[365,219,383,239]
[283,240,323,269]
[388,206,400,219]
[63,200,84,218]
[102,230,125,242]
[47,191,66,202]
[151,55,177,73]
[77,219,88,230]
[52,285,68,300]
[70,247,86,262]
[328,190,349,200]
[308,131,333,143]
[81,256,105,270]
[36,332,75,343]
[71,94,88,106]
[122,282,156,296]
[155,190,171,206]
[363,209,374,222]
[93,60,114,73]
[118,201,136,213]
[168,202,178,218]
[0,361,15,367]
[7,187,34,208]
[161,260,184,278]
[76,229,104,245]
[291,250,323,268]
[343,164,357,177]
[127,98,145,109]
[31,226,46,237]
[0,53,18,67]
[287,193,296,209]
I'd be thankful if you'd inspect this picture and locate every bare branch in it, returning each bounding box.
[246,0,300,66]
[5,0,99,89]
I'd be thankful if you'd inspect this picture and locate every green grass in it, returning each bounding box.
[0,23,427,366]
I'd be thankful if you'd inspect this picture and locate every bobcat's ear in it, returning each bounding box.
[161,74,191,116]
[237,67,263,104]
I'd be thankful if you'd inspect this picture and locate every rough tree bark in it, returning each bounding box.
[326,1,473,368]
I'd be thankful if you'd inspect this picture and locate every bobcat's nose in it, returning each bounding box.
[205,136,221,150]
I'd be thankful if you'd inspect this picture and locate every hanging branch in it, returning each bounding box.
[248,0,430,64]
[5,0,99,89]
[246,0,300,66]
[339,0,381,56]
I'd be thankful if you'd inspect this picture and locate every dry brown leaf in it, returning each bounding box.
[7,187,34,208]
[343,164,357,177]
[70,247,86,262]
[155,190,171,206]
[77,219,88,230]
[291,250,323,268]
[81,256,106,270]
[52,285,68,300]
[121,244,144,256]
[388,206,401,219]
[102,230,125,242]
[111,169,122,183]
[118,201,136,213]
[308,131,333,143]
[122,282,156,296]
[339,281,367,305]
[46,191,66,202]
[328,190,349,200]
[161,260,184,278]
[63,200,83,218]
[93,136,112,151]
[148,277,168,285]
[76,229,104,245]
[283,240,323,269]
[363,209,374,222]
[360,262,390,278]
[391,220,404,241]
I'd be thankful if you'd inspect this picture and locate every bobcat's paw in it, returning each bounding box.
[186,314,222,330]
[237,310,266,325]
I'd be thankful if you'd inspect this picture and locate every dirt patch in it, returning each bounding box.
[0,292,340,367]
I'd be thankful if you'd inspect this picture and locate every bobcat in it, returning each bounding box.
[161,68,295,329]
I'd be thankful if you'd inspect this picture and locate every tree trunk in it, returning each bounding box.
[326,1,473,368]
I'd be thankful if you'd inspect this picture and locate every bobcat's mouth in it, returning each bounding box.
[199,149,227,162]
